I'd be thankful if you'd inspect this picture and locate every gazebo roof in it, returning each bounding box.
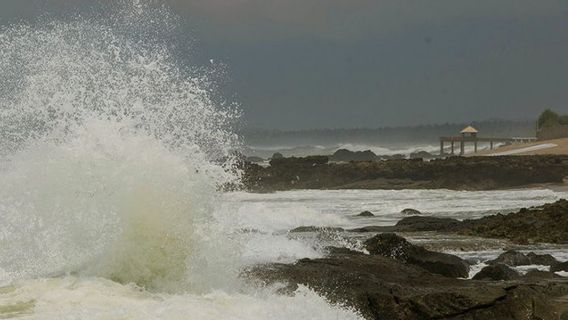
[460,126,479,134]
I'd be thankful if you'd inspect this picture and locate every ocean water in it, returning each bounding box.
[223,188,568,278]
[0,2,566,319]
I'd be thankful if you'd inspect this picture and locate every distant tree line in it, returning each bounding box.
[537,109,568,129]
[241,120,536,147]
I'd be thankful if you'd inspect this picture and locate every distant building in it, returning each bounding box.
[460,126,478,137]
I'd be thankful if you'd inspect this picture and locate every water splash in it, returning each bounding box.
[0,2,240,292]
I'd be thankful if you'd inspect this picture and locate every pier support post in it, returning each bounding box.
[460,139,465,155]
[490,141,494,150]
[451,141,454,155]
[440,140,444,156]
[474,139,478,153]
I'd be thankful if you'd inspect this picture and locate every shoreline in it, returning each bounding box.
[242,155,568,192]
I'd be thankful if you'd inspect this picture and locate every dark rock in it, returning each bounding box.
[400,208,421,215]
[523,269,562,279]
[330,149,377,162]
[394,216,461,231]
[348,216,461,233]
[243,155,568,192]
[551,261,568,272]
[364,233,470,278]
[357,210,374,217]
[488,250,559,266]
[247,248,567,320]
[456,199,568,244]
[472,264,520,281]
[409,150,435,159]
[271,152,284,159]
[289,226,344,233]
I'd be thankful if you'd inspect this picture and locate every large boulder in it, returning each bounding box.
[472,264,520,281]
[248,248,567,320]
[364,233,469,278]
[488,250,559,266]
[357,210,375,217]
[400,208,421,215]
[330,149,377,162]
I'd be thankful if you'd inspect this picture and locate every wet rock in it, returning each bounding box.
[348,216,461,233]
[248,248,567,320]
[289,226,344,233]
[364,233,469,278]
[330,149,377,162]
[456,199,568,244]
[400,208,421,215]
[488,250,559,266]
[271,152,284,159]
[523,269,562,279]
[243,155,568,191]
[357,210,374,217]
[409,150,435,159]
[551,261,568,272]
[394,216,461,231]
[472,264,520,281]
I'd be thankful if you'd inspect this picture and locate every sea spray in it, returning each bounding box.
[0,2,241,292]
[0,3,365,319]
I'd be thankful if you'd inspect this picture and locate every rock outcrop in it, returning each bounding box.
[364,233,470,278]
[330,149,378,162]
[488,250,559,267]
[350,200,568,244]
[242,155,568,191]
[248,248,568,320]
[472,264,520,281]
[400,208,421,215]
[357,211,375,217]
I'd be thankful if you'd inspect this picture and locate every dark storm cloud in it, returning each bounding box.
[1,1,568,129]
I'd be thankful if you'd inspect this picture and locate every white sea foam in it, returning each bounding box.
[0,2,363,318]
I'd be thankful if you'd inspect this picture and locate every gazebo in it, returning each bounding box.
[461,126,478,137]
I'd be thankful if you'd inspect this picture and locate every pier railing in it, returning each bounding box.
[439,136,537,155]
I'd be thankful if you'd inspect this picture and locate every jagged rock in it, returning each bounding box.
[247,248,567,320]
[350,199,568,244]
[488,250,559,266]
[457,199,568,244]
[472,264,520,281]
[289,226,344,233]
[400,208,421,215]
[364,233,469,278]
[330,149,377,162]
[357,210,374,217]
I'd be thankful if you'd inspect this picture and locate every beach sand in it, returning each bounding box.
[473,137,568,156]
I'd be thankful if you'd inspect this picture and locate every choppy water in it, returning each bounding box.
[223,188,568,279]
[0,2,362,319]
[0,1,566,319]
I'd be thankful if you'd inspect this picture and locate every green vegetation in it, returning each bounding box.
[538,109,568,128]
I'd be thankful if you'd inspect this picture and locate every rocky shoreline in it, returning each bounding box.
[242,155,568,191]
[245,200,568,319]
[346,199,568,244]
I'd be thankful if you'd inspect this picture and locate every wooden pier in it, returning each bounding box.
[440,126,536,156]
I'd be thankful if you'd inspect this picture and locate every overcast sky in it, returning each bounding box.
[1,0,568,129]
